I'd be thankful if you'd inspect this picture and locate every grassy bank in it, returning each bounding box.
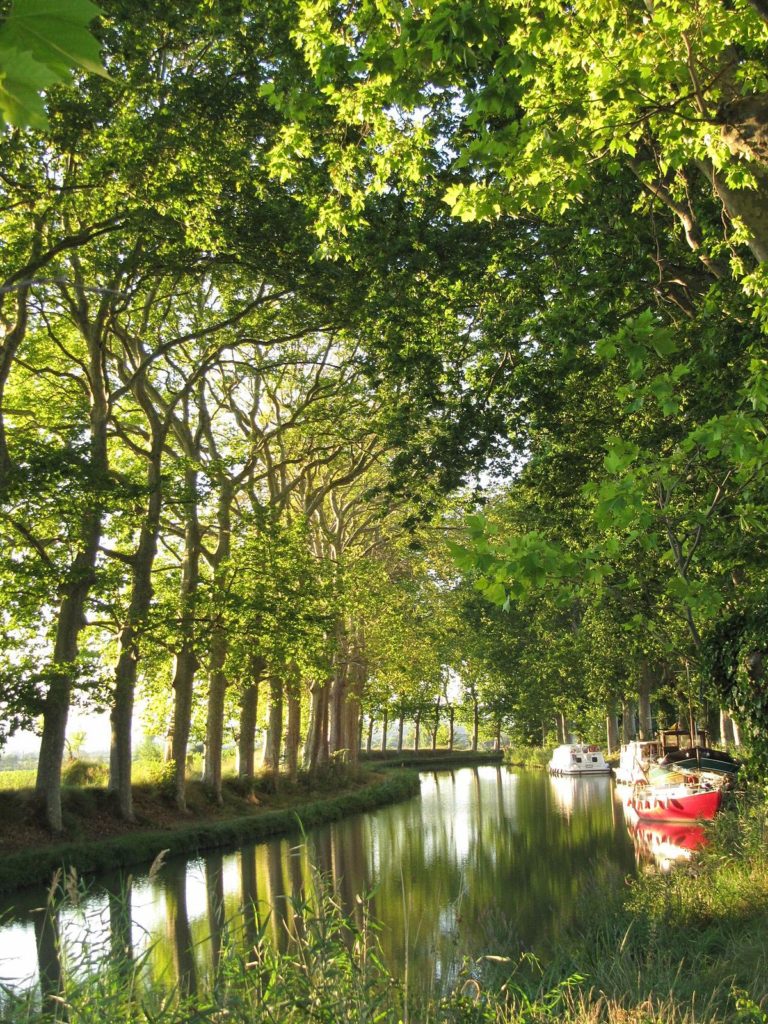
[0,768,420,894]
[504,746,621,771]
[361,748,504,769]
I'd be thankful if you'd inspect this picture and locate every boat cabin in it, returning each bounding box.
[548,743,612,776]
[615,739,663,785]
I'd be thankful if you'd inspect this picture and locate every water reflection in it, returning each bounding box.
[615,783,711,872]
[0,767,638,1004]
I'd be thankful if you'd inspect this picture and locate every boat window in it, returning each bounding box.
[591,757,598,762]
[575,756,582,763]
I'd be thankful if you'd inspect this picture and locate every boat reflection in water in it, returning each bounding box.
[548,773,614,819]
[629,820,708,872]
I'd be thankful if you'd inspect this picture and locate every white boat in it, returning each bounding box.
[615,739,663,785]
[548,743,612,776]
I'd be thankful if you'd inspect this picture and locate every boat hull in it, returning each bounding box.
[631,786,722,822]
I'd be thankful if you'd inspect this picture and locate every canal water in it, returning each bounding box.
[0,767,639,1003]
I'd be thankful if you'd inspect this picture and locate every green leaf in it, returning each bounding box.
[0,0,109,81]
[603,439,639,474]
[484,581,507,605]
[649,328,678,358]
[0,43,57,127]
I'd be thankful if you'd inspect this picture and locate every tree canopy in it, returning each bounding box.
[3,0,768,830]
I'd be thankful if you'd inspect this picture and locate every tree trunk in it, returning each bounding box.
[169,468,200,812]
[638,658,655,740]
[366,716,374,753]
[109,440,164,821]
[449,707,455,751]
[732,716,742,748]
[432,697,441,750]
[329,632,348,756]
[238,654,264,779]
[36,511,102,831]
[345,696,359,765]
[494,718,501,751]
[702,158,768,264]
[285,679,301,781]
[0,283,31,484]
[621,701,635,743]
[304,680,330,772]
[606,708,620,754]
[320,681,330,764]
[397,715,404,752]
[345,629,365,767]
[202,482,233,804]
[380,708,388,752]
[36,310,109,833]
[472,697,479,752]
[720,708,736,747]
[414,711,421,751]
[262,675,283,786]
[561,712,573,745]
[203,629,229,803]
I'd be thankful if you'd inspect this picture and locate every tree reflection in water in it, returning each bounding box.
[2,767,640,1002]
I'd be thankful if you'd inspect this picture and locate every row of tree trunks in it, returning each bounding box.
[606,706,620,754]
[285,670,302,780]
[262,675,284,786]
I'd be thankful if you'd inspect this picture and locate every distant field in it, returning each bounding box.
[0,756,231,790]
[0,769,36,789]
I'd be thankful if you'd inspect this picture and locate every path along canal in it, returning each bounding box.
[0,767,653,1004]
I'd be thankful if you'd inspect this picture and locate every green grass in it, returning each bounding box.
[0,769,37,790]
[361,748,504,769]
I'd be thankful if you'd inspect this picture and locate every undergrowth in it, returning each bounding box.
[503,746,551,770]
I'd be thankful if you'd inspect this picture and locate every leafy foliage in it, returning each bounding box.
[0,0,108,128]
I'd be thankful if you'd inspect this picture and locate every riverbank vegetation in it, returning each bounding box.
[3,796,767,1023]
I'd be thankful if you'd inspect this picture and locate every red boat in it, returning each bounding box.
[630,783,722,822]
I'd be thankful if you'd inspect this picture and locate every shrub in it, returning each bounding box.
[61,759,109,787]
